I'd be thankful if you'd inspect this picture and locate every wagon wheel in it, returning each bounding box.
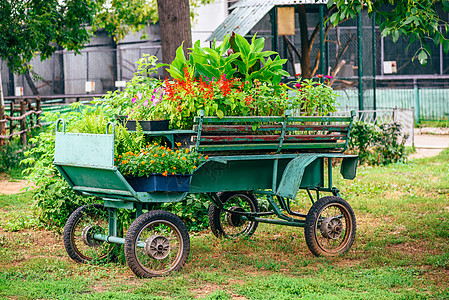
[208,192,260,238]
[63,204,114,263]
[304,196,356,256]
[124,210,190,278]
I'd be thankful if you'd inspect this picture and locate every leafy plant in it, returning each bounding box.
[349,121,408,165]
[229,33,289,87]
[286,75,338,116]
[0,137,29,176]
[166,33,289,89]
[95,54,169,121]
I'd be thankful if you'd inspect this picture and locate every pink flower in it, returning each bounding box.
[137,92,143,100]
[317,74,323,78]
[143,100,148,106]
[295,83,302,89]
[325,75,333,79]
[132,97,137,104]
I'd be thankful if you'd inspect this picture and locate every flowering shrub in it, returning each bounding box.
[287,75,338,116]
[164,70,289,129]
[97,54,169,121]
[116,142,206,177]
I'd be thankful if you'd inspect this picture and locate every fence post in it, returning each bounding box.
[36,97,41,126]
[20,100,27,145]
[0,105,4,143]
[413,79,420,124]
[9,101,14,137]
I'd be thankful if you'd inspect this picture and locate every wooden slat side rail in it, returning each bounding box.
[198,142,346,152]
[193,110,355,154]
[195,134,346,143]
[195,124,350,134]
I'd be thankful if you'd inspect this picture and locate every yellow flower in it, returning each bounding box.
[176,142,181,147]
[150,160,154,164]
[154,154,158,157]
[185,149,189,154]
[162,153,166,157]
[182,157,186,161]
[173,167,176,170]
[193,166,197,169]
[141,161,145,165]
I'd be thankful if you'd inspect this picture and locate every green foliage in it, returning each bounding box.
[96,54,169,121]
[0,137,28,175]
[349,121,408,165]
[0,0,96,73]
[156,194,210,231]
[0,0,214,73]
[229,33,289,86]
[286,75,338,116]
[22,118,97,230]
[166,33,289,88]
[328,0,449,65]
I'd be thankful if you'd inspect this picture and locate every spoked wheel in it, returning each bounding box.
[124,210,190,278]
[63,204,113,263]
[208,192,260,238]
[305,196,356,256]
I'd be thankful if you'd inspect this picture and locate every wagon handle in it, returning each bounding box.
[56,119,65,133]
[106,122,115,135]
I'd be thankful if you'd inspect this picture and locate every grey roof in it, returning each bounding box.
[207,0,328,41]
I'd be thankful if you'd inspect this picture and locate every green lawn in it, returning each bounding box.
[0,150,448,299]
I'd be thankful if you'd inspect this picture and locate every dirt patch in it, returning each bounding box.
[0,173,32,195]
[409,148,444,159]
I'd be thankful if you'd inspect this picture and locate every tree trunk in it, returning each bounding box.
[0,71,4,107]
[157,0,192,78]
[298,5,312,78]
[24,67,39,95]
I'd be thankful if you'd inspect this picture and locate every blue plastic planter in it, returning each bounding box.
[126,174,192,192]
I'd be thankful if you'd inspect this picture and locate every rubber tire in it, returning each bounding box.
[304,196,356,257]
[124,210,190,278]
[208,192,260,238]
[63,204,112,264]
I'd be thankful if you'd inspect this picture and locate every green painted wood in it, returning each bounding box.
[276,153,358,200]
[54,132,114,167]
[195,124,350,133]
[104,200,135,209]
[189,158,291,193]
[276,155,323,199]
[198,142,346,152]
[340,156,359,180]
[194,116,285,123]
[199,134,346,143]
[287,116,352,122]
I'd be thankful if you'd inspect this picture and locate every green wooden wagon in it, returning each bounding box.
[54,110,359,278]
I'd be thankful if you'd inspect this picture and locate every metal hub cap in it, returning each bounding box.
[82,225,103,247]
[320,217,343,239]
[145,235,171,260]
[225,206,246,227]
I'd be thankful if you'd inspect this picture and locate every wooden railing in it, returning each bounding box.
[1,93,105,145]
[0,98,42,145]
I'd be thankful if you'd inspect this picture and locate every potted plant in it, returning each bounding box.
[97,54,170,131]
[116,142,206,192]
